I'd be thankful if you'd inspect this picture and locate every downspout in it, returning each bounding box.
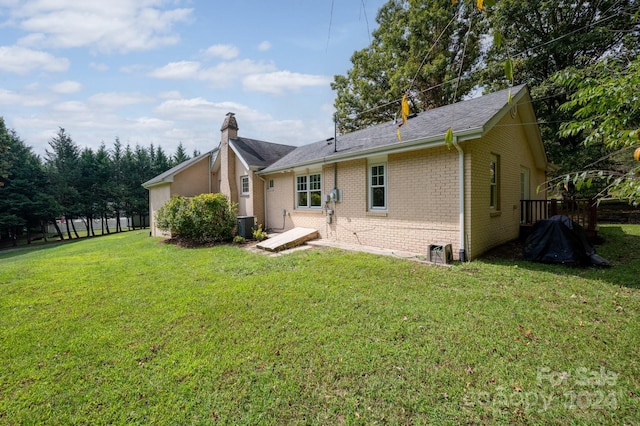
[256,174,268,229]
[208,152,212,193]
[452,136,467,262]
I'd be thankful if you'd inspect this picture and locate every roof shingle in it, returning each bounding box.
[263,85,526,173]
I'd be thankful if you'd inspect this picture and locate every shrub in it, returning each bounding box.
[155,193,237,244]
[233,235,246,244]
[252,224,267,241]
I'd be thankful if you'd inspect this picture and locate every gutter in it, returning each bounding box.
[451,136,467,262]
[208,152,212,193]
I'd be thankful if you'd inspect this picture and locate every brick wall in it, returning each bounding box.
[464,111,547,258]
[263,147,462,257]
[262,112,546,259]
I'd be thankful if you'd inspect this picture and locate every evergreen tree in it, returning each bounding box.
[0,127,59,244]
[110,137,126,232]
[153,145,171,176]
[172,142,190,166]
[78,147,99,236]
[94,143,113,235]
[0,118,10,187]
[45,128,81,239]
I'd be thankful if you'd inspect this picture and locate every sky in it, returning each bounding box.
[0,0,387,158]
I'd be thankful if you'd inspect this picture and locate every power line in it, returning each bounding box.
[326,0,335,52]
[340,4,635,124]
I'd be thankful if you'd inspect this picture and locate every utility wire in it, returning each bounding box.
[345,5,634,124]
[326,0,335,52]
[360,0,372,45]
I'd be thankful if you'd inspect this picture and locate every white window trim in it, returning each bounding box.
[241,175,249,195]
[369,162,387,211]
[296,172,322,209]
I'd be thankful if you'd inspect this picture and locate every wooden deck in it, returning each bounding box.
[520,199,598,240]
[256,227,318,252]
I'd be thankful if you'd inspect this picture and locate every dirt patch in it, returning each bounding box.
[480,239,525,261]
[160,237,228,249]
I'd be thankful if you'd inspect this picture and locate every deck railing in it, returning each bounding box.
[520,199,598,232]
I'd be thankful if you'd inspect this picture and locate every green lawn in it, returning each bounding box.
[1,225,639,425]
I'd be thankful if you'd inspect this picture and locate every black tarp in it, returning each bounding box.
[524,215,610,267]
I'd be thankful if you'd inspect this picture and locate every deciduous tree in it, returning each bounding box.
[553,56,640,204]
[332,0,484,132]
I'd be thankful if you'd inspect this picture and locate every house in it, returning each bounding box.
[142,113,296,236]
[144,84,549,260]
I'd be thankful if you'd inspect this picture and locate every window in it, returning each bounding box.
[241,175,249,195]
[268,179,274,189]
[296,173,322,208]
[369,163,387,210]
[490,154,500,210]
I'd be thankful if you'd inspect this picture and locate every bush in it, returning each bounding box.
[155,193,237,244]
[252,224,267,241]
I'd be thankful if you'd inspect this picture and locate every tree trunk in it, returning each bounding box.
[70,218,80,239]
[11,226,17,247]
[104,214,111,234]
[115,209,122,232]
[27,227,32,244]
[41,221,48,242]
[81,217,90,238]
[65,217,73,239]
[52,220,64,240]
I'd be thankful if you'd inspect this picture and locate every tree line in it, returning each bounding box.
[333,0,639,202]
[0,119,197,245]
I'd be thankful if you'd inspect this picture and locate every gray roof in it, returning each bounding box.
[142,150,214,188]
[261,84,530,173]
[230,137,297,169]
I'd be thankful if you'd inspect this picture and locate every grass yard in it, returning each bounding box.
[1,225,639,425]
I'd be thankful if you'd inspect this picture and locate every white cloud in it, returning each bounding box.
[243,71,332,95]
[8,1,193,53]
[88,92,154,109]
[0,45,69,74]
[51,80,82,94]
[128,116,174,132]
[53,101,88,113]
[120,64,148,74]
[258,40,271,51]
[89,62,109,72]
[202,44,239,60]
[149,60,201,79]
[154,97,241,121]
[0,87,53,106]
[158,90,182,100]
[0,88,24,105]
[198,59,277,88]
[149,59,277,88]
